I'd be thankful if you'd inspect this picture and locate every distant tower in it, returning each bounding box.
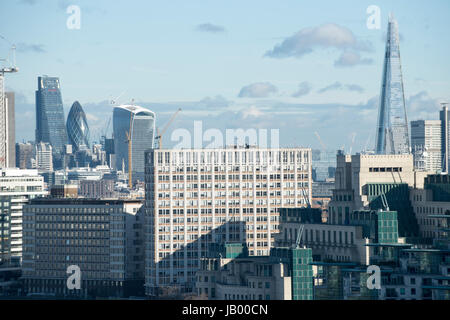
[35,76,68,168]
[113,105,155,182]
[67,101,90,151]
[375,14,410,155]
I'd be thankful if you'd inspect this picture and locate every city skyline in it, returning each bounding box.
[1,0,449,152]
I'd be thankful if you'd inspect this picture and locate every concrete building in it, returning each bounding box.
[328,152,430,238]
[144,146,312,295]
[410,174,450,240]
[0,169,46,264]
[195,242,312,300]
[411,120,442,172]
[15,142,34,169]
[79,179,115,198]
[50,184,78,198]
[22,198,145,298]
[35,142,53,172]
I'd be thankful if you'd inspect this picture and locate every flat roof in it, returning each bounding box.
[29,198,143,206]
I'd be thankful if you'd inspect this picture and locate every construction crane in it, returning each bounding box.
[155,108,181,149]
[0,35,18,167]
[314,131,326,151]
[295,224,305,249]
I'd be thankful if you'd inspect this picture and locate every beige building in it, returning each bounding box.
[329,152,430,225]
[144,146,312,295]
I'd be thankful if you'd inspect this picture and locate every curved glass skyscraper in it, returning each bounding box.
[375,15,410,155]
[35,76,68,167]
[67,101,90,151]
[113,105,156,181]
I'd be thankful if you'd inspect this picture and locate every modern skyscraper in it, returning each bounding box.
[6,92,15,167]
[144,146,312,295]
[35,76,68,167]
[67,101,90,151]
[375,15,410,155]
[113,105,156,182]
[439,104,450,172]
[410,120,442,172]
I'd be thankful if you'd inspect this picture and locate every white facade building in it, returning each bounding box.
[35,142,53,172]
[0,168,46,264]
[411,120,442,172]
[144,146,312,295]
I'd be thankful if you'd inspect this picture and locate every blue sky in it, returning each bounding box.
[1,0,449,151]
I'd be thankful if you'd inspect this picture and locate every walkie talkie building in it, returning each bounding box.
[375,15,410,155]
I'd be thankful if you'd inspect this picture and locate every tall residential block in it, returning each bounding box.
[375,15,410,155]
[410,120,442,172]
[35,76,68,167]
[0,90,15,168]
[113,105,156,182]
[144,146,312,295]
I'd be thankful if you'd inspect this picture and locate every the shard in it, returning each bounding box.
[375,15,410,155]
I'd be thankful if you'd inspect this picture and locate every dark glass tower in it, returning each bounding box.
[35,76,68,166]
[375,15,410,155]
[67,101,90,151]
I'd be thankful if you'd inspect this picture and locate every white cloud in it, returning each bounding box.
[265,23,372,59]
[238,82,278,98]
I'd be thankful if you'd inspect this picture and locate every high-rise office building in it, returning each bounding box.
[15,142,34,169]
[35,76,68,167]
[375,15,410,155]
[113,105,156,182]
[0,169,46,265]
[22,198,144,298]
[410,120,442,172]
[35,142,53,171]
[0,90,15,168]
[67,101,90,152]
[144,146,312,295]
[440,104,450,172]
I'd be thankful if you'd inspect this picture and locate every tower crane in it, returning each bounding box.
[155,108,181,149]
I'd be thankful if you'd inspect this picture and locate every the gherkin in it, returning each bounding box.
[66,101,90,151]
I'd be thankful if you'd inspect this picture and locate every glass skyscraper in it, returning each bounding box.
[67,101,90,151]
[375,15,410,155]
[113,105,155,182]
[35,76,68,166]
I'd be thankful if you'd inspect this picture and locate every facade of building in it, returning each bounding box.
[35,142,53,172]
[195,243,312,300]
[66,101,90,152]
[411,120,442,172]
[411,174,450,240]
[113,105,156,183]
[144,146,312,295]
[440,104,450,172]
[22,198,145,298]
[15,142,34,169]
[79,179,115,198]
[0,90,15,168]
[375,15,410,155]
[35,76,68,168]
[0,169,46,264]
